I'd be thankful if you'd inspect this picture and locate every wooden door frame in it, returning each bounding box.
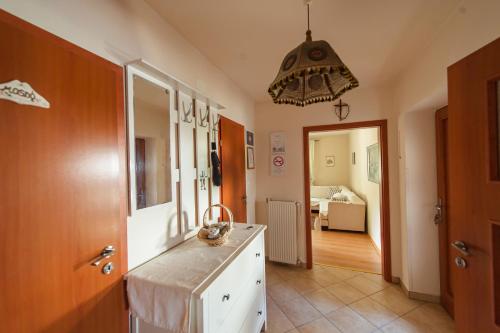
[303,120,392,282]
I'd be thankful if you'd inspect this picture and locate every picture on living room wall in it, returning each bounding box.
[367,143,380,183]
[325,155,335,167]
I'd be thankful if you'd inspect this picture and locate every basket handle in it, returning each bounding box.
[202,204,234,229]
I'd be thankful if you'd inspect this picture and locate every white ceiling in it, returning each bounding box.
[146,0,459,102]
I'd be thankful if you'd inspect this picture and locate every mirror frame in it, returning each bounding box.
[126,66,177,216]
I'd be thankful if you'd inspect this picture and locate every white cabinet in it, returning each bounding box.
[129,224,267,333]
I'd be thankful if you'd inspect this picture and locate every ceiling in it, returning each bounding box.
[146,0,460,102]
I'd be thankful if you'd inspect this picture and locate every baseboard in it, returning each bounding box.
[368,235,382,256]
[400,281,440,303]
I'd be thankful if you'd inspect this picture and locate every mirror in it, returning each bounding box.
[132,75,172,209]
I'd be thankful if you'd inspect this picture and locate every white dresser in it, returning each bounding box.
[127,223,267,333]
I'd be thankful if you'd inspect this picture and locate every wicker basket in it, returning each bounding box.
[197,204,234,247]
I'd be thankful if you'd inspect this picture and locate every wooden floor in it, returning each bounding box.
[312,228,382,274]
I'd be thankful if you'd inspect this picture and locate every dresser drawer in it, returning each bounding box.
[238,286,266,333]
[217,271,265,333]
[207,233,264,331]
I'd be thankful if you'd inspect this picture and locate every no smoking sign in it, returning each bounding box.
[273,155,284,167]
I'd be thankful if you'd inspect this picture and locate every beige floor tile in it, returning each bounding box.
[369,287,422,316]
[324,266,362,280]
[268,282,301,304]
[276,267,305,281]
[302,269,343,287]
[349,298,398,328]
[380,317,427,333]
[345,275,389,295]
[400,303,455,333]
[278,296,322,327]
[326,282,366,304]
[326,306,378,333]
[267,271,285,286]
[297,317,342,333]
[285,330,299,333]
[285,277,322,295]
[267,298,295,333]
[303,289,344,314]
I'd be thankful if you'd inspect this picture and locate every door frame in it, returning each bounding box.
[303,120,392,282]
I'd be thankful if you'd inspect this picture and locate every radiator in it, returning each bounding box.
[267,199,299,264]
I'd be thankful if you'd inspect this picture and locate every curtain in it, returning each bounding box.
[309,140,316,185]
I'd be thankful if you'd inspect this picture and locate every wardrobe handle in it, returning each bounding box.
[256,279,262,285]
[256,252,261,258]
[222,294,230,302]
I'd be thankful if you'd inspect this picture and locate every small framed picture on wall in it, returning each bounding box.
[246,131,254,146]
[325,155,335,167]
[247,146,255,169]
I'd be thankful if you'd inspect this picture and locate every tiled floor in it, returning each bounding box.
[265,261,455,333]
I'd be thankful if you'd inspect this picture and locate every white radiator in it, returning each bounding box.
[267,199,299,264]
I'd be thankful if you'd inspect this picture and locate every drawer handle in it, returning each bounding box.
[256,280,262,285]
[257,310,263,316]
[256,252,261,258]
[222,294,230,302]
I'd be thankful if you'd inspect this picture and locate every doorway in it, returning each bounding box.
[303,120,392,282]
[219,115,247,222]
[308,127,382,274]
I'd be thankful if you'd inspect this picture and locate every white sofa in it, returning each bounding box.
[310,185,366,232]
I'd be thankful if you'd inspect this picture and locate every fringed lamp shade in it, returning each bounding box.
[268,31,359,107]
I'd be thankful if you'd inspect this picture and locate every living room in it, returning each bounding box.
[309,127,382,274]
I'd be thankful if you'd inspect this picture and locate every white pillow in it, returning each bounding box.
[332,193,349,202]
[328,186,342,199]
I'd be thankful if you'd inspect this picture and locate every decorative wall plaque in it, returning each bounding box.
[0,80,50,108]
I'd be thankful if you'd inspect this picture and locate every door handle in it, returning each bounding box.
[451,241,470,256]
[91,245,116,266]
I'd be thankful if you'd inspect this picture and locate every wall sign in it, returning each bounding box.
[270,131,286,176]
[0,80,50,108]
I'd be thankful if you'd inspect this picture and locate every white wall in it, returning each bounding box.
[349,128,381,251]
[312,135,350,186]
[255,86,401,274]
[0,0,257,269]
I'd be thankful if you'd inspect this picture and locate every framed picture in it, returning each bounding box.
[246,130,254,146]
[352,152,356,165]
[247,146,255,169]
[325,155,335,167]
[367,143,380,183]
